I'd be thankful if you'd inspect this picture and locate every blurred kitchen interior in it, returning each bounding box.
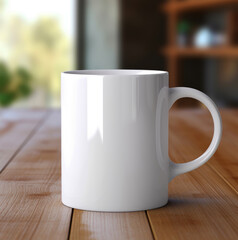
[0,0,238,107]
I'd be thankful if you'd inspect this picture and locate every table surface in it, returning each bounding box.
[0,109,237,240]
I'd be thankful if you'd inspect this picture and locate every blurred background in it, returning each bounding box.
[0,0,238,108]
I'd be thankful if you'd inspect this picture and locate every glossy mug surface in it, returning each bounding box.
[61,70,222,212]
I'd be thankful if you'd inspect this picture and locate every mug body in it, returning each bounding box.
[61,70,169,211]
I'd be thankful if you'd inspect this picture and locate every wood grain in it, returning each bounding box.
[0,109,47,172]
[162,0,238,13]
[148,168,238,240]
[147,108,238,240]
[70,210,153,240]
[162,47,238,57]
[0,109,237,240]
[169,109,238,191]
[0,111,72,240]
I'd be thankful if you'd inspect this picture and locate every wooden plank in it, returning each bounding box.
[148,167,238,239]
[147,109,238,239]
[211,109,238,191]
[0,110,72,240]
[169,109,238,191]
[70,210,153,240]
[0,109,48,172]
[162,0,238,13]
[161,47,238,58]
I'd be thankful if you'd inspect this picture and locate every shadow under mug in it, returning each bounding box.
[61,70,222,212]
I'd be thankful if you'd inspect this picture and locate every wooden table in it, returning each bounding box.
[0,109,237,239]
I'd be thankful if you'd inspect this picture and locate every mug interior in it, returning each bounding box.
[63,69,167,76]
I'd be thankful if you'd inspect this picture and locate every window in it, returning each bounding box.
[0,0,75,107]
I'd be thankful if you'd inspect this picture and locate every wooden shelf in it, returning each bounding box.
[162,0,238,13]
[159,0,238,86]
[161,47,238,57]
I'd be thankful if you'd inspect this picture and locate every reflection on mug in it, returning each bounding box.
[87,77,104,141]
[156,86,169,175]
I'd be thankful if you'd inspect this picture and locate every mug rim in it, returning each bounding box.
[62,69,168,76]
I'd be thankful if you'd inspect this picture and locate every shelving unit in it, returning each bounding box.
[162,0,238,13]
[159,0,238,87]
[162,47,238,57]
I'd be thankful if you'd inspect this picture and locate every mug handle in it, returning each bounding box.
[168,87,222,181]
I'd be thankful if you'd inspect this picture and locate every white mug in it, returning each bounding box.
[61,70,222,212]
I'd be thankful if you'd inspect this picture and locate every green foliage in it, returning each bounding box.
[0,92,16,106]
[177,20,191,34]
[0,63,10,91]
[0,62,32,106]
[15,68,32,96]
[33,18,62,50]
[0,4,72,107]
